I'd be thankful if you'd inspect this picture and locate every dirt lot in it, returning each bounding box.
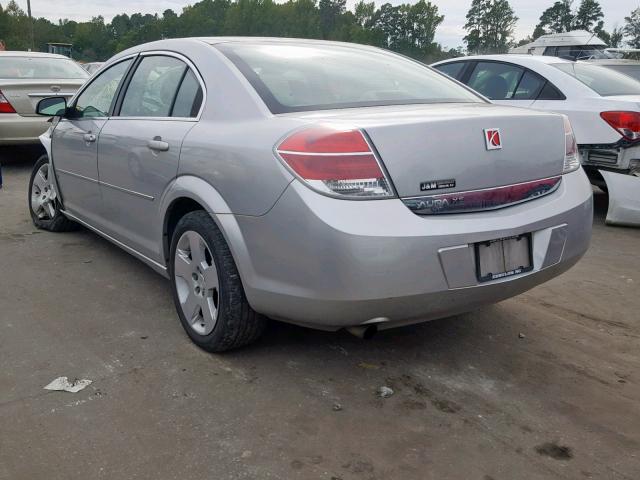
[0,147,638,480]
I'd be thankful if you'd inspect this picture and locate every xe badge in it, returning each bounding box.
[484,128,502,150]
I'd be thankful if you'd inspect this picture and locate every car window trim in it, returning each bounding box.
[67,54,139,119]
[110,50,206,122]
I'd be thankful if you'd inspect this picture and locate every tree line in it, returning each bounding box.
[0,0,639,62]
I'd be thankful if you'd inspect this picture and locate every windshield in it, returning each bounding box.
[217,43,481,113]
[604,64,640,83]
[553,63,640,96]
[0,56,88,79]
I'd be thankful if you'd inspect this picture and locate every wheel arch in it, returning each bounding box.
[160,176,258,302]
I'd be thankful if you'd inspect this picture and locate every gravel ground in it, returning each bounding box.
[1,147,639,480]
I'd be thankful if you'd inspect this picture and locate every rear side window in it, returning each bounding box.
[120,56,187,117]
[467,62,525,100]
[171,69,203,118]
[553,63,640,96]
[217,43,482,113]
[537,81,565,100]
[513,71,545,100]
[435,62,466,80]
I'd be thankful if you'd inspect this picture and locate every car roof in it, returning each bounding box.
[434,54,575,66]
[196,36,373,47]
[0,51,71,59]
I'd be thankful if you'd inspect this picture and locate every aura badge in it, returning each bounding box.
[484,128,502,150]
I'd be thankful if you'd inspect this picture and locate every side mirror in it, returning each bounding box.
[36,97,67,117]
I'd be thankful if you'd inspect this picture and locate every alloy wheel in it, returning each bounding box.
[30,163,57,220]
[174,230,220,335]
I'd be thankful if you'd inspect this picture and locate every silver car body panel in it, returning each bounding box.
[600,170,640,226]
[41,37,594,329]
[229,169,592,329]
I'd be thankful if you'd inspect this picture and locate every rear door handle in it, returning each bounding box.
[147,137,169,152]
[83,133,96,143]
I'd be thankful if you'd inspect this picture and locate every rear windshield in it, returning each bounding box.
[217,43,482,113]
[604,64,640,82]
[0,57,88,79]
[553,62,640,96]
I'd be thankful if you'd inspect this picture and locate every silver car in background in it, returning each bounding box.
[0,51,88,145]
[30,38,593,351]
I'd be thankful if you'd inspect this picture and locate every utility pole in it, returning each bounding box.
[26,0,35,51]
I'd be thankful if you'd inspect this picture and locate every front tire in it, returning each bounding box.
[28,155,77,232]
[169,210,266,352]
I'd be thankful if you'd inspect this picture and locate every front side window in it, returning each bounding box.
[120,56,187,117]
[73,59,132,118]
[0,56,88,79]
[217,43,481,113]
[467,62,525,100]
[553,62,640,97]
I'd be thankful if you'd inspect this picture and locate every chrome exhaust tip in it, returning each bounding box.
[345,325,378,339]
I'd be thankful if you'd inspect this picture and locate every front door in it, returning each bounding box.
[97,54,203,263]
[52,58,134,225]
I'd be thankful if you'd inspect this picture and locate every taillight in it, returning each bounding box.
[600,111,640,142]
[563,116,580,174]
[0,90,16,114]
[276,126,394,198]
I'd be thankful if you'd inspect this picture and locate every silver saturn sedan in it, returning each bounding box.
[30,38,593,351]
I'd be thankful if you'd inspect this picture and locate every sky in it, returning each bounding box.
[17,0,639,49]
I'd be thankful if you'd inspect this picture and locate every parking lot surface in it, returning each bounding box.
[1,148,639,480]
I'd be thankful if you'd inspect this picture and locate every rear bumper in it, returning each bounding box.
[228,169,593,329]
[0,114,50,145]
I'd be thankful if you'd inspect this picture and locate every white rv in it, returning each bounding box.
[510,30,612,60]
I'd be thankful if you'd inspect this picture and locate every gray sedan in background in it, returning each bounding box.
[30,38,593,351]
[0,51,88,145]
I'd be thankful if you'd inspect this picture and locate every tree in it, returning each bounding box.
[0,0,460,63]
[625,7,640,49]
[574,0,603,31]
[609,26,624,48]
[464,0,518,54]
[318,0,346,38]
[534,0,574,37]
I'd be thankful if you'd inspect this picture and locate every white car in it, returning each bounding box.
[432,55,640,226]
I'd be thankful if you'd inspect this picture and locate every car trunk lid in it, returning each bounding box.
[282,103,566,199]
[0,79,84,116]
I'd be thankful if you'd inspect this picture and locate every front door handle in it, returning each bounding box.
[83,133,96,143]
[147,137,169,152]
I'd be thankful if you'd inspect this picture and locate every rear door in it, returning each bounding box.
[52,58,134,225]
[97,53,203,263]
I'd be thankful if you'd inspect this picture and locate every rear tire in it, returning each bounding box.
[28,155,77,232]
[169,210,266,352]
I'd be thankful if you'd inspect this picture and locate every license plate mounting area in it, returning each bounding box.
[475,234,533,283]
